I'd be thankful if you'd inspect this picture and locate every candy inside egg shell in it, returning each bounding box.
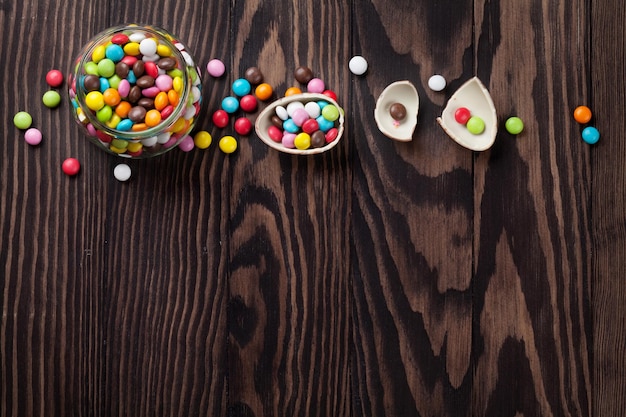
[436,77,498,151]
[374,80,419,141]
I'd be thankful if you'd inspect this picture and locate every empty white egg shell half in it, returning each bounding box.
[255,93,345,155]
[436,77,498,151]
[374,80,419,142]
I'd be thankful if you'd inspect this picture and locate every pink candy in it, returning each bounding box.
[307,78,325,93]
[155,74,173,91]
[291,108,309,126]
[24,128,42,145]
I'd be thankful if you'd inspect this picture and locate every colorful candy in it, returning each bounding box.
[574,105,592,124]
[13,111,33,129]
[46,69,64,87]
[219,135,238,153]
[207,59,226,77]
[466,116,485,135]
[62,157,81,176]
[582,126,600,144]
[193,131,212,149]
[505,117,524,135]
[69,25,202,158]
[24,128,43,145]
[454,107,471,125]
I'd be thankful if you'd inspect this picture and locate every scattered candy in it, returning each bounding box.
[207,59,226,77]
[221,96,240,113]
[428,75,446,92]
[42,90,62,108]
[24,128,42,145]
[113,163,132,181]
[454,107,471,125]
[239,94,257,113]
[466,116,485,135]
[255,83,273,101]
[193,131,212,149]
[46,69,64,87]
[232,78,252,97]
[582,126,600,144]
[294,66,314,84]
[14,111,33,130]
[234,117,253,135]
[62,157,81,176]
[285,87,302,96]
[349,55,368,75]
[244,67,264,85]
[212,110,229,128]
[573,105,592,124]
[505,116,524,135]
[307,78,325,93]
[219,135,238,153]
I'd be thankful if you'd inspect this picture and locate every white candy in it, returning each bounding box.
[139,38,158,56]
[141,136,158,147]
[114,164,132,182]
[349,55,368,75]
[129,32,146,43]
[286,101,305,117]
[276,105,289,120]
[304,101,321,118]
[428,75,446,92]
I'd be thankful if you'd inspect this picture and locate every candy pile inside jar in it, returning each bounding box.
[68,26,202,157]
[263,67,342,151]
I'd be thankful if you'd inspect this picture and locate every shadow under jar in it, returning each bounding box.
[68,24,202,158]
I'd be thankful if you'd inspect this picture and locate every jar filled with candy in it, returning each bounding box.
[68,24,202,158]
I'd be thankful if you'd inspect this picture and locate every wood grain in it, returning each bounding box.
[1,0,624,415]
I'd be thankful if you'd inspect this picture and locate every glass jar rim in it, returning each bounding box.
[71,24,192,141]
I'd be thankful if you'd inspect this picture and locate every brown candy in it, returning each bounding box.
[115,62,130,78]
[128,86,142,103]
[244,67,264,85]
[83,74,101,92]
[132,60,145,77]
[389,103,407,121]
[271,115,284,128]
[137,97,154,109]
[136,75,155,88]
[294,66,314,84]
[128,106,146,123]
[157,57,177,71]
[310,130,326,148]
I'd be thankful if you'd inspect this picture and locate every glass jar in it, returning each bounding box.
[68,24,202,158]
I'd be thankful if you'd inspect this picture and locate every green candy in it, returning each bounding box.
[84,61,99,75]
[97,58,115,78]
[13,111,33,130]
[322,104,339,122]
[42,90,61,108]
[505,117,524,135]
[466,116,485,135]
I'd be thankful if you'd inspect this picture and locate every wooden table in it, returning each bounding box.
[2,0,624,415]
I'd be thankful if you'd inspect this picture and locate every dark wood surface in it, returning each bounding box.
[1,0,624,416]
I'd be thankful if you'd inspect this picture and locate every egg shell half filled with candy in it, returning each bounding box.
[374,80,419,141]
[436,77,498,151]
[255,93,345,155]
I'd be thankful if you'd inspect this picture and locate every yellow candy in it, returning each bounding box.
[127,141,143,153]
[294,132,311,150]
[172,76,183,93]
[219,135,237,154]
[105,113,122,129]
[193,131,212,149]
[92,45,106,63]
[157,44,172,57]
[169,117,186,133]
[109,145,127,154]
[123,42,141,56]
[85,91,104,111]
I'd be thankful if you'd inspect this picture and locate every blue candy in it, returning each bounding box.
[232,78,251,97]
[105,44,125,63]
[222,96,240,114]
[99,77,110,93]
[283,118,299,133]
[582,126,600,144]
[316,115,334,132]
[116,119,133,131]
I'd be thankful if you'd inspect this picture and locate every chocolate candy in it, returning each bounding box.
[115,62,130,78]
[128,106,147,122]
[389,103,407,121]
[244,66,264,85]
[83,74,101,92]
[136,75,155,88]
[157,57,177,71]
[132,60,145,77]
[310,130,326,148]
[294,66,314,84]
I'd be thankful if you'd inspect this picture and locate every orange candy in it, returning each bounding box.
[115,101,132,118]
[284,87,302,97]
[255,83,273,101]
[144,109,162,127]
[103,88,121,106]
[573,106,592,124]
[167,89,179,107]
[131,123,148,132]
[154,91,169,110]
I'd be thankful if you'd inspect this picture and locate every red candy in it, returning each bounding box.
[121,55,138,66]
[111,33,130,44]
[234,117,253,135]
[267,126,283,142]
[454,107,471,125]
[212,110,229,128]
[62,158,81,176]
[302,118,319,134]
[46,69,64,87]
[325,127,339,143]
[144,61,159,78]
[239,94,257,113]
[322,89,337,101]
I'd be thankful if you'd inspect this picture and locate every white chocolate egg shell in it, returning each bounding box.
[255,93,345,155]
[436,77,497,151]
[374,80,419,142]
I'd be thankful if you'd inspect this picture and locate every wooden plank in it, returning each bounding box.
[591,1,626,415]
[351,0,475,415]
[472,0,592,415]
[93,3,232,416]
[0,2,108,416]
[225,0,352,415]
